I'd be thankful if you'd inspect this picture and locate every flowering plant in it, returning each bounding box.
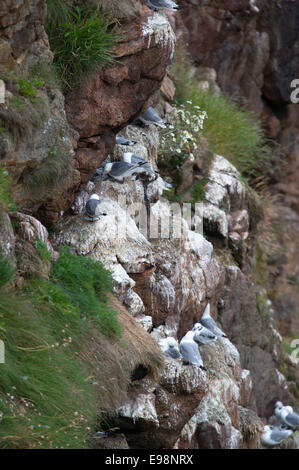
[158,101,207,170]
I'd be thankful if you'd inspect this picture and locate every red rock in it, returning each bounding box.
[65,10,175,138]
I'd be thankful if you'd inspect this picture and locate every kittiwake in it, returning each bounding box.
[102,161,156,183]
[158,337,182,359]
[132,106,167,129]
[261,425,293,447]
[116,136,137,146]
[199,303,227,338]
[192,323,217,345]
[146,0,179,11]
[179,331,206,369]
[122,153,173,191]
[83,194,107,222]
[276,405,299,428]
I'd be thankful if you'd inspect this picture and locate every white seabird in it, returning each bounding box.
[261,425,293,447]
[122,153,173,191]
[277,405,299,428]
[83,194,107,222]
[102,161,156,183]
[179,331,206,369]
[133,106,167,129]
[192,323,217,345]
[146,0,179,11]
[158,337,182,359]
[116,136,137,146]
[199,303,227,338]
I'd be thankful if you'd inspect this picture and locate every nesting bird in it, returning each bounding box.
[122,152,156,176]
[159,337,182,359]
[132,106,167,129]
[116,136,137,146]
[83,194,107,222]
[192,323,217,345]
[146,0,179,11]
[179,331,206,369]
[199,303,227,338]
[275,402,299,428]
[261,425,293,447]
[100,161,156,184]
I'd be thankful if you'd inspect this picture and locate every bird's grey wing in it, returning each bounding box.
[85,199,100,216]
[179,342,202,365]
[270,429,292,443]
[167,347,181,359]
[109,162,135,177]
[285,412,299,426]
[130,154,146,165]
[200,317,227,337]
[116,137,136,146]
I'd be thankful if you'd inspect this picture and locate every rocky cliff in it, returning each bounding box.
[0,0,298,449]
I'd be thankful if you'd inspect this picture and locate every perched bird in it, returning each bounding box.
[122,152,156,175]
[146,0,179,11]
[199,303,227,338]
[132,106,167,129]
[276,405,299,428]
[261,425,293,447]
[179,331,206,369]
[116,136,137,146]
[102,161,156,183]
[159,337,182,359]
[83,194,107,222]
[192,323,217,345]
[122,153,173,191]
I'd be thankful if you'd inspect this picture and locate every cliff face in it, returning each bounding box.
[0,0,298,449]
[176,0,299,341]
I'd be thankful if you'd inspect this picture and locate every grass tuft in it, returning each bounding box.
[0,169,17,215]
[0,247,122,448]
[169,51,277,179]
[46,2,117,90]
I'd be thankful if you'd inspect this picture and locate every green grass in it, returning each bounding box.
[0,168,17,215]
[46,2,117,90]
[0,247,121,448]
[169,52,274,178]
[34,238,52,262]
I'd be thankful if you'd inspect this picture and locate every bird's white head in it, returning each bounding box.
[104,162,113,173]
[192,323,203,332]
[123,152,133,163]
[167,337,178,348]
[90,194,100,200]
[263,425,272,432]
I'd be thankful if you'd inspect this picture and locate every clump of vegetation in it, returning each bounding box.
[0,169,17,215]
[0,72,47,142]
[159,103,206,172]
[50,246,120,338]
[0,246,122,448]
[22,146,72,196]
[169,51,275,179]
[34,238,52,262]
[46,1,117,90]
[15,77,44,103]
